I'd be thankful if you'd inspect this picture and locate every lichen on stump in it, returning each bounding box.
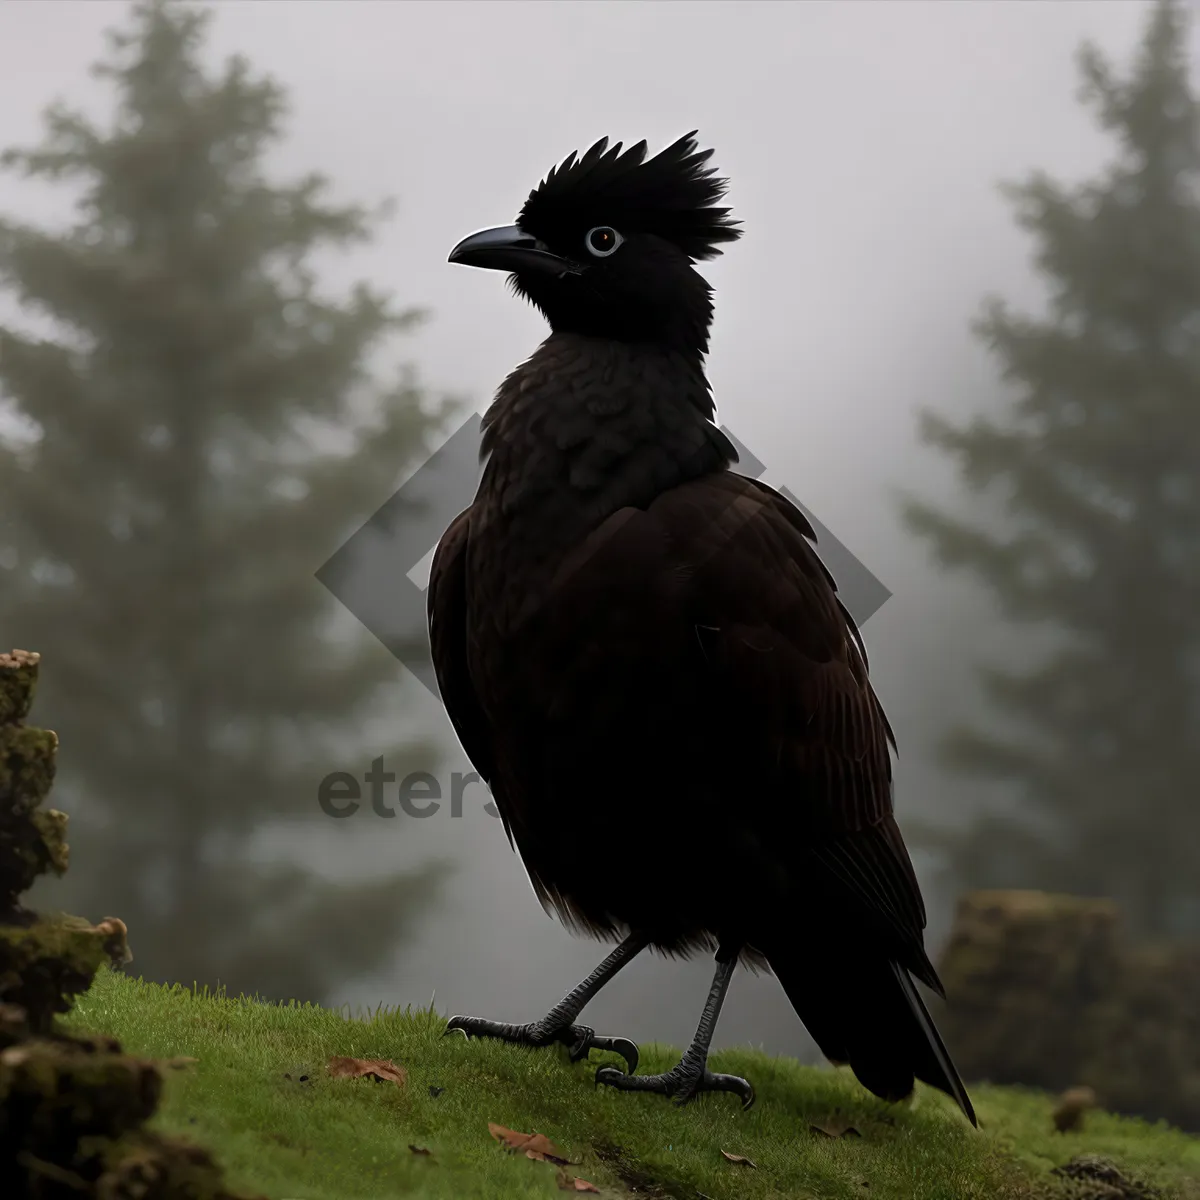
[0,650,68,923]
[0,917,132,1039]
[0,648,41,724]
[0,650,266,1200]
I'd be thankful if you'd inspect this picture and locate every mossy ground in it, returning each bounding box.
[64,967,1200,1200]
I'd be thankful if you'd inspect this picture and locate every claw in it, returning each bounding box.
[695,1070,755,1111]
[565,1026,637,1074]
[587,1034,639,1075]
[595,1064,754,1110]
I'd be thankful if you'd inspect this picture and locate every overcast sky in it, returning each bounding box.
[0,1,1174,1057]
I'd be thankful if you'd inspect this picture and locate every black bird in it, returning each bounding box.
[429,132,976,1126]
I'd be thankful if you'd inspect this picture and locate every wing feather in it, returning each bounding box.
[427,508,513,846]
[533,468,930,964]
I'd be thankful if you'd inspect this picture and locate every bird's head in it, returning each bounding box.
[448,132,742,356]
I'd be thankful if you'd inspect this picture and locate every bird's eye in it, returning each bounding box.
[584,226,624,258]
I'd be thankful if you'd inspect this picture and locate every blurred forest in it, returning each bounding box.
[0,0,455,1003]
[904,0,1200,941]
[0,0,1196,1044]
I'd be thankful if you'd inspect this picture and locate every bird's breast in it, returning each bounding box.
[463,336,737,730]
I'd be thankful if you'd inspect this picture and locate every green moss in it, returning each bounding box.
[0,656,63,914]
[0,918,126,1034]
[0,649,40,725]
[56,966,1199,1200]
[94,1131,267,1200]
[0,724,60,813]
[0,1033,266,1199]
[0,1035,162,1146]
[31,809,70,877]
[1,802,69,912]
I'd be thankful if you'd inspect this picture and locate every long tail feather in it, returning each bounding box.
[769,946,977,1127]
[889,960,976,1127]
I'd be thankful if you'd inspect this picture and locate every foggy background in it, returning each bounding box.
[0,0,1192,1064]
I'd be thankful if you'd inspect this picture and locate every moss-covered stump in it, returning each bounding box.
[0,1034,260,1199]
[1,1035,161,1169]
[939,888,1200,1135]
[0,649,265,1200]
[0,650,67,925]
[938,890,1121,1089]
[0,917,132,1039]
[1080,941,1200,1135]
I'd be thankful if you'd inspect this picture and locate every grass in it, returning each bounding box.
[63,966,1200,1200]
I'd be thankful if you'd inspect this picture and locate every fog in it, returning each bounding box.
[0,0,1168,1058]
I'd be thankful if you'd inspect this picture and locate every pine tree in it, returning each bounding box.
[0,0,453,1001]
[902,0,1200,939]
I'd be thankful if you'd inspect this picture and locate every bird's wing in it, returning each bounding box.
[540,467,933,978]
[427,509,507,835]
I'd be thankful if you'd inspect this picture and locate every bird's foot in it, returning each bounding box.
[444,1013,639,1075]
[595,1060,755,1109]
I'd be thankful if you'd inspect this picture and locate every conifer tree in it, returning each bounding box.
[903,0,1200,938]
[0,0,451,1000]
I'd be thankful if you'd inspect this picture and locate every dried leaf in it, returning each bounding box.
[164,1056,199,1070]
[556,1169,601,1192]
[488,1122,573,1165]
[409,1144,432,1156]
[326,1056,407,1086]
[810,1119,862,1138]
[720,1150,757,1167]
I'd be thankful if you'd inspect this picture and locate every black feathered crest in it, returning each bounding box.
[518,132,742,262]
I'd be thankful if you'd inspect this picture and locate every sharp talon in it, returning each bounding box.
[584,1034,639,1074]
[704,1070,755,1109]
[611,1036,639,1075]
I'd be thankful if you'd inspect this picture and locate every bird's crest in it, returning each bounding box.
[518,132,742,262]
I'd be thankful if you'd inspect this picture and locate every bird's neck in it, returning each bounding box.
[476,333,736,531]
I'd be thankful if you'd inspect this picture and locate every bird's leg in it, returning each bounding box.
[444,931,647,1074]
[595,943,754,1109]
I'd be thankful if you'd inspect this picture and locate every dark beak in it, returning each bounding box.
[448,224,574,276]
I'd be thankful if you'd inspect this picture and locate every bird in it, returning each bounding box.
[429,131,976,1126]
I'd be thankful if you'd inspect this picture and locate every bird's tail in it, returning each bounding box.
[768,945,977,1127]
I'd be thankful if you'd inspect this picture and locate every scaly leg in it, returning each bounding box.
[595,944,754,1108]
[444,932,646,1074]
